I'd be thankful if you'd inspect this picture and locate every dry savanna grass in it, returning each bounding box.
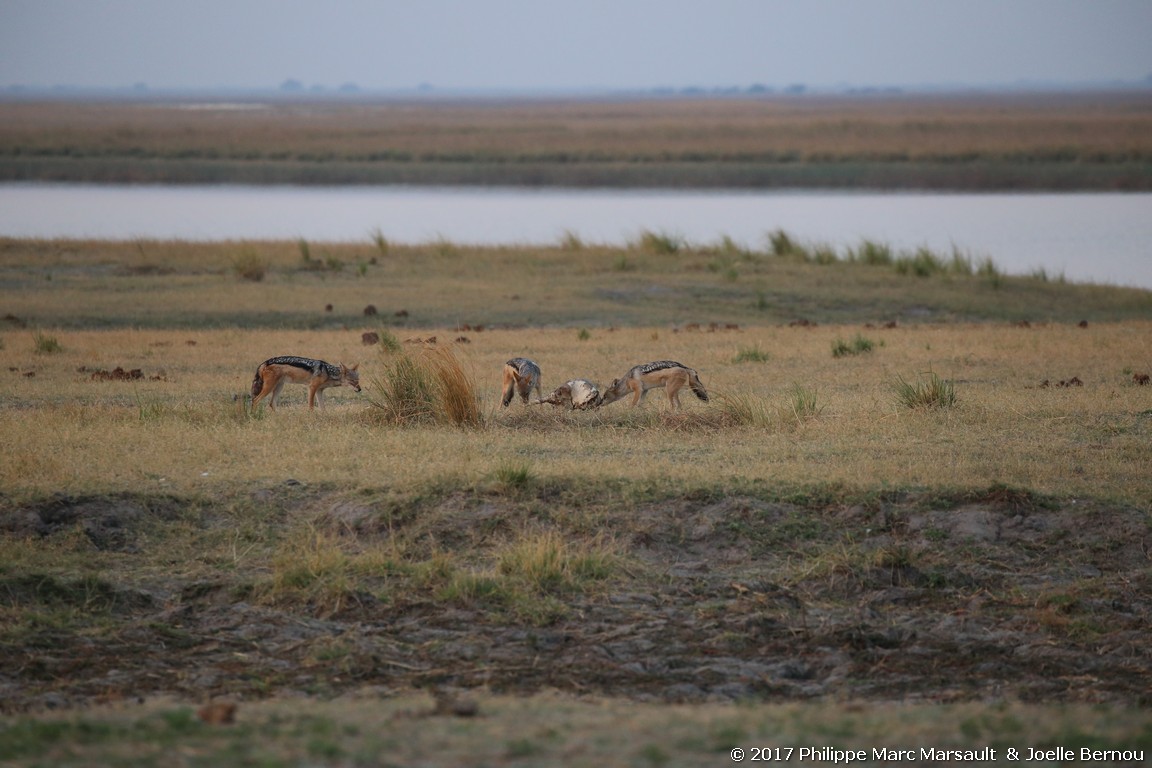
[3,239,1152,761]
[1,322,1150,504]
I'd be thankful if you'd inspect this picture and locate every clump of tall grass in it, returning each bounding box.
[713,392,775,428]
[372,327,402,354]
[270,527,346,591]
[809,243,840,264]
[767,228,803,258]
[367,344,482,427]
[708,385,821,430]
[230,246,267,281]
[765,228,826,263]
[713,234,752,259]
[732,345,770,363]
[848,239,894,266]
[1030,266,1066,283]
[894,247,946,277]
[559,230,585,251]
[497,530,616,595]
[782,382,823,425]
[978,257,1003,288]
[768,229,1008,282]
[707,255,740,281]
[948,246,974,276]
[422,530,617,624]
[437,570,517,612]
[298,238,343,272]
[369,228,390,257]
[893,372,956,410]
[831,334,875,358]
[32,331,62,354]
[263,525,355,615]
[768,229,842,264]
[634,230,684,255]
[134,390,166,422]
[493,461,534,492]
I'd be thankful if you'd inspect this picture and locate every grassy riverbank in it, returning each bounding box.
[2,237,1151,763]
[3,92,1152,189]
[3,235,1150,331]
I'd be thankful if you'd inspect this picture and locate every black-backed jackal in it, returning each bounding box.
[501,357,542,406]
[250,355,361,411]
[535,378,602,410]
[599,360,708,410]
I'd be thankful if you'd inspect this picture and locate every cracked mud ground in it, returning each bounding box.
[2,486,1150,713]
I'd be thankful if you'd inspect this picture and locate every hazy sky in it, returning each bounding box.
[2,0,1151,92]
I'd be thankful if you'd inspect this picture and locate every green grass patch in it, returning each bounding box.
[634,230,684,255]
[893,371,956,409]
[32,332,62,354]
[831,334,875,358]
[731,345,771,364]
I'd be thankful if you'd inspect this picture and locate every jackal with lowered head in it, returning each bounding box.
[501,357,543,406]
[599,360,708,410]
[250,355,361,411]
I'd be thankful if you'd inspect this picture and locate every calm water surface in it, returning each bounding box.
[1,184,1150,289]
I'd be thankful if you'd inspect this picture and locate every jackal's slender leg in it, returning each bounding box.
[269,376,287,410]
[629,381,644,407]
[666,372,687,410]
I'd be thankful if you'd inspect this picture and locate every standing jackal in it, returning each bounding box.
[501,357,543,406]
[250,355,361,411]
[599,360,708,410]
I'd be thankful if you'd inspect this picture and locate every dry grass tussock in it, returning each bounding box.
[365,343,482,428]
[1,323,1150,504]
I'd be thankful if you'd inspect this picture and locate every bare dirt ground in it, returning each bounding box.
[2,486,1150,714]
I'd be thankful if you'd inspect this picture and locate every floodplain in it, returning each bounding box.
[1,235,1151,765]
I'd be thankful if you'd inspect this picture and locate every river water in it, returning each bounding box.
[1,183,1149,289]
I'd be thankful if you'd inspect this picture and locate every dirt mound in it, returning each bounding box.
[79,366,168,382]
